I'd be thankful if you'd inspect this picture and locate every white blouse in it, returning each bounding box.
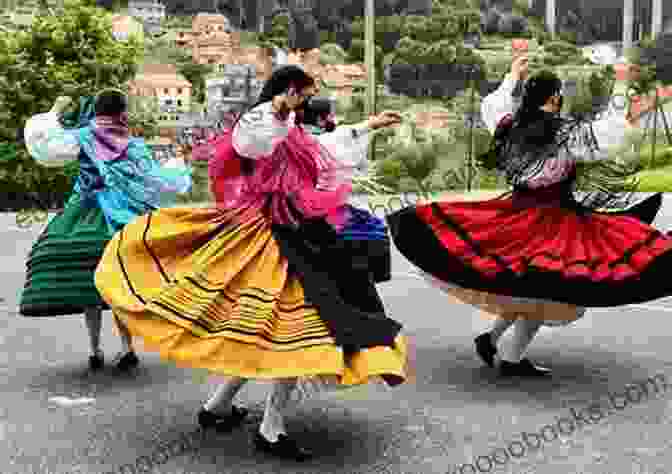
[231,101,291,159]
[24,110,81,167]
[480,73,523,135]
[232,101,372,189]
[314,123,371,182]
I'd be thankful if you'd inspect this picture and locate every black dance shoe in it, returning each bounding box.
[115,352,139,372]
[197,406,248,432]
[474,332,497,367]
[499,358,551,377]
[253,432,313,461]
[89,352,104,371]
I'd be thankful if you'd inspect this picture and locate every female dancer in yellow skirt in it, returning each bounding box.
[95,66,408,460]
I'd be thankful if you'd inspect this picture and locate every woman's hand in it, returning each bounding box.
[272,94,289,115]
[511,55,529,82]
[367,111,402,129]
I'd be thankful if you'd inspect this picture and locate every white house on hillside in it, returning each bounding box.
[128,0,165,35]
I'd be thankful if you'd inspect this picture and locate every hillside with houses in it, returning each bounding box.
[1,0,672,208]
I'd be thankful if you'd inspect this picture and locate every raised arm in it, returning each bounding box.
[24,97,81,167]
[481,56,528,134]
[231,102,291,159]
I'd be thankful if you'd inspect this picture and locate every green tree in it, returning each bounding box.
[0,0,142,141]
[127,95,160,139]
[349,3,483,75]
[258,15,289,50]
[0,0,142,209]
[177,61,213,104]
[319,42,348,65]
[564,66,615,119]
[540,40,587,67]
[161,15,193,30]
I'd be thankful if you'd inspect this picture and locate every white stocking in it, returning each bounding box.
[259,378,297,442]
[203,378,248,415]
[489,315,516,344]
[500,318,543,363]
[113,313,133,354]
[84,306,103,356]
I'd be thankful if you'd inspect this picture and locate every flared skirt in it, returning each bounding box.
[20,193,114,316]
[94,207,408,387]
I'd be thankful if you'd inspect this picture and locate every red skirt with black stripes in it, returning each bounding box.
[386,185,672,307]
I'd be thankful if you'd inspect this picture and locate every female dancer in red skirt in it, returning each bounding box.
[387,59,668,377]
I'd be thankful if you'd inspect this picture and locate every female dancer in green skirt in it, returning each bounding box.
[20,91,191,371]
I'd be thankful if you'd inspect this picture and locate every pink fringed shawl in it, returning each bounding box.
[209,126,351,229]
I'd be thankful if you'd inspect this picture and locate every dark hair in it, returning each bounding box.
[512,70,562,129]
[250,65,314,111]
[480,70,563,170]
[95,90,127,116]
[234,65,315,174]
[300,97,335,132]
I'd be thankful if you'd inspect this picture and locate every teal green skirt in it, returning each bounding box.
[20,193,114,316]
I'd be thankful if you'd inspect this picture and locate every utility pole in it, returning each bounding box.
[466,69,476,192]
[364,0,375,161]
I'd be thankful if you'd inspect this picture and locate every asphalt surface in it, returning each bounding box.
[3,196,672,474]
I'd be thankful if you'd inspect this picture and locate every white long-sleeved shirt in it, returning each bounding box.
[232,101,371,189]
[480,73,523,135]
[24,111,81,166]
[231,101,291,159]
[313,123,371,189]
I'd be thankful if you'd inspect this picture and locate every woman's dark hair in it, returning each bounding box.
[511,70,562,130]
[480,70,563,170]
[233,65,315,174]
[233,66,314,128]
[300,97,336,132]
[95,90,127,116]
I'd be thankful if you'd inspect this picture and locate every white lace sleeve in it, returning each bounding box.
[581,115,627,160]
[24,111,80,167]
[315,123,371,175]
[564,120,610,162]
[231,102,291,159]
[481,74,523,134]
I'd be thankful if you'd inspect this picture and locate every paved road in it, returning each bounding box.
[3,197,672,474]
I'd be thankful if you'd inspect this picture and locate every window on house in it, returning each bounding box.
[177,88,182,94]
[177,100,182,106]
[164,88,169,94]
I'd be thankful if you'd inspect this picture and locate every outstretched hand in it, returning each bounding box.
[368,111,402,129]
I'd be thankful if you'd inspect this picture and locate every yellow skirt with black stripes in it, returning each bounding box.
[94,207,408,387]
